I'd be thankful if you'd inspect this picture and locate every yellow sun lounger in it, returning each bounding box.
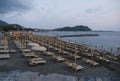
[64,61,84,71]
[0,54,10,59]
[96,56,110,62]
[52,55,65,62]
[23,52,36,57]
[106,55,117,60]
[68,53,81,59]
[82,58,99,66]
[43,51,54,56]
[29,57,46,65]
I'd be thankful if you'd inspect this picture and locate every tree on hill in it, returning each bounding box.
[0,24,24,32]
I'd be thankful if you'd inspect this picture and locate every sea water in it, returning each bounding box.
[33,31,120,54]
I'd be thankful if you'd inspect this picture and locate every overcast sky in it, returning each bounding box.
[0,0,120,30]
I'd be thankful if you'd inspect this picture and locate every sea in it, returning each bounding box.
[34,31,120,54]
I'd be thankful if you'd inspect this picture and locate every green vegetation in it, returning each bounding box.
[0,24,24,32]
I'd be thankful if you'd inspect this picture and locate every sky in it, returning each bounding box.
[0,0,120,31]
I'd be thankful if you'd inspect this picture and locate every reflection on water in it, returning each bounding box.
[33,31,120,54]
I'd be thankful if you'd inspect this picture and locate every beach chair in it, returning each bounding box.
[96,56,110,63]
[65,47,72,51]
[82,58,90,63]
[61,51,69,55]
[64,60,72,67]
[70,63,84,71]
[15,45,25,49]
[43,51,54,56]
[48,45,54,49]
[20,49,31,53]
[0,46,8,49]
[68,53,81,59]
[89,60,99,66]
[10,49,16,53]
[82,52,92,57]
[102,58,110,63]
[0,49,9,53]
[0,49,10,59]
[0,54,10,59]
[82,58,99,66]
[64,60,84,71]
[20,48,36,57]
[52,55,65,62]
[23,52,36,57]
[28,57,46,65]
[53,47,59,51]
[62,51,69,55]
[106,55,117,60]
[96,56,103,60]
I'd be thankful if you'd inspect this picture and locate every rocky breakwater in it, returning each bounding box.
[58,34,99,37]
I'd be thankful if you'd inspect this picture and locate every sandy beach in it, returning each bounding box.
[0,38,120,81]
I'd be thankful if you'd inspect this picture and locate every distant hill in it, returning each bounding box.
[54,25,92,31]
[0,24,24,31]
[0,20,92,32]
[0,20,8,25]
[0,20,24,31]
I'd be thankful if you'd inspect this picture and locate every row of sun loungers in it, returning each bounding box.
[14,40,47,65]
[28,37,108,68]
[33,37,105,68]
[45,43,81,60]
[36,41,67,62]
[0,37,16,59]
[18,34,119,72]
[14,40,26,49]
[14,41,33,57]
[0,45,10,59]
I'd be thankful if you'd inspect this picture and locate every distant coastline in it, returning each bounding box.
[0,20,117,32]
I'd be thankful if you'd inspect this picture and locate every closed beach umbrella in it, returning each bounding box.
[4,36,8,46]
[27,42,40,47]
[31,46,47,51]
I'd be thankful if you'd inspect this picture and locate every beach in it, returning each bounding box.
[0,37,120,81]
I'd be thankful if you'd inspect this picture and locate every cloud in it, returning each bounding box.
[0,0,31,14]
[85,8,101,14]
